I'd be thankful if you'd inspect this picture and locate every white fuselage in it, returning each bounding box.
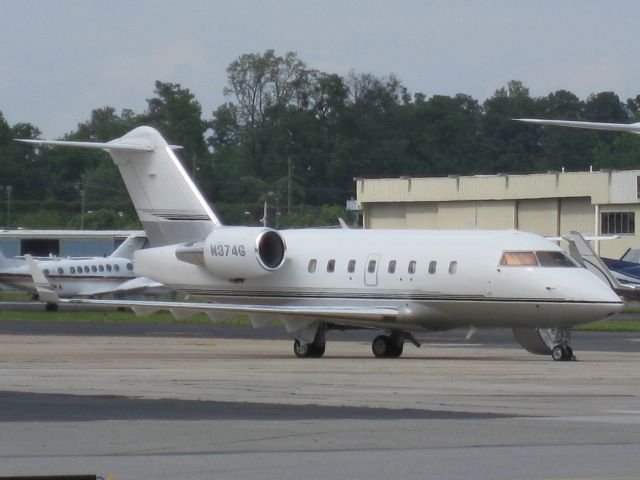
[135,229,623,331]
[0,256,136,297]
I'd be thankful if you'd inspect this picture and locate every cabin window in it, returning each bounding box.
[347,259,356,273]
[114,265,120,272]
[449,261,458,274]
[126,263,133,271]
[327,259,335,273]
[99,265,104,272]
[536,251,577,268]
[499,251,538,266]
[57,267,63,275]
[84,266,90,273]
[388,260,396,274]
[70,267,75,274]
[601,211,635,235]
[428,261,437,274]
[106,264,112,272]
[408,260,416,274]
[367,259,377,273]
[308,259,317,273]
[91,266,97,273]
[43,269,49,276]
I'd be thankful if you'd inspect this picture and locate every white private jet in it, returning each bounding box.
[0,234,163,309]
[18,127,623,361]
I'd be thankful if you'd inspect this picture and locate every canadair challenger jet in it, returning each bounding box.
[18,125,623,361]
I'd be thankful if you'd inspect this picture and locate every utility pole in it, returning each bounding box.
[287,156,292,215]
[76,183,86,230]
[2,185,12,228]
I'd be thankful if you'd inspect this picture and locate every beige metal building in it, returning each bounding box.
[356,170,640,258]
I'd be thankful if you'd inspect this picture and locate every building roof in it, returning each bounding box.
[356,170,640,205]
[0,229,145,240]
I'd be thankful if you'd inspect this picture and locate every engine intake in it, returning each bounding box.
[177,227,286,280]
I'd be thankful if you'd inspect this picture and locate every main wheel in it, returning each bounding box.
[310,343,326,358]
[294,340,325,358]
[372,335,390,358]
[387,342,404,358]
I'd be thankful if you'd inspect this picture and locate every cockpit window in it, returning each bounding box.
[536,251,577,267]
[499,251,538,266]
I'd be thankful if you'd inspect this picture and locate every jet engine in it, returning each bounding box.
[175,227,286,280]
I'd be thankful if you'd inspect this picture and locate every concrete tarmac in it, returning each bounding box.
[0,328,639,479]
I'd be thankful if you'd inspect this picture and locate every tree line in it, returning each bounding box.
[2,49,640,229]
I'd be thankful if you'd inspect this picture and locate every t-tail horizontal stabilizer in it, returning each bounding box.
[563,231,639,301]
[24,254,60,304]
[17,127,220,246]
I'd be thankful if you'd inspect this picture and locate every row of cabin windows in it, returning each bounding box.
[42,262,134,276]
[308,259,458,275]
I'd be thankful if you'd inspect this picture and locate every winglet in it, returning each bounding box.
[24,254,61,304]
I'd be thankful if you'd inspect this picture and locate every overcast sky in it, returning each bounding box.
[1,0,639,138]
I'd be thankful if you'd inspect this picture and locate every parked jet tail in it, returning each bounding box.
[17,127,220,246]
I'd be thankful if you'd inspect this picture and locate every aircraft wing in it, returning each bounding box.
[25,255,399,325]
[75,276,165,297]
[516,118,640,135]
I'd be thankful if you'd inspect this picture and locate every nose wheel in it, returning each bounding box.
[552,344,575,361]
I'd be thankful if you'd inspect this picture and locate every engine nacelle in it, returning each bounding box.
[194,227,286,280]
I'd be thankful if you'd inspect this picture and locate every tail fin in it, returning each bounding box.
[109,234,146,259]
[17,127,221,246]
[516,118,640,135]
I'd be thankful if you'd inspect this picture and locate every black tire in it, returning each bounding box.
[387,342,404,358]
[551,345,564,361]
[311,343,326,358]
[293,339,311,358]
[372,335,390,358]
[45,302,58,312]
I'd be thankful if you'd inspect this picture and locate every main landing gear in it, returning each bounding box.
[293,323,326,358]
[371,331,420,358]
[293,339,326,358]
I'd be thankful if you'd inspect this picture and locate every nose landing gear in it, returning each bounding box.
[552,344,575,362]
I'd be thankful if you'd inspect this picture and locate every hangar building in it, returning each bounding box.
[0,229,145,258]
[355,169,640,258]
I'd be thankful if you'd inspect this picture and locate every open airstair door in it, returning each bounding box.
[563,231,640,301]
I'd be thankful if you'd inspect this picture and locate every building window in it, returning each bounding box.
[388,260,396,274]
[428,261,437,274]
[327,259,335,273]
[408,260,416,274]
[601,212,635,234]
[347,260,356,273]
[308,259,317,273]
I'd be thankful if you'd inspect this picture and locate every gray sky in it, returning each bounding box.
[1,0,639,138]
